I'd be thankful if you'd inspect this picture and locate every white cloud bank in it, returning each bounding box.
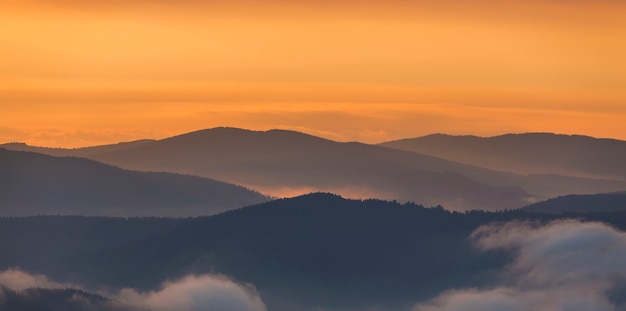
[118,274,266,311]
[414,219,626,311]
[0,268,70,291]
[0,269,266,311]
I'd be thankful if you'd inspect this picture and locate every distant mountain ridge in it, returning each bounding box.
[3,128,533,211]
[380,132,626,180]
[1,139,156,157]
[3,128,626,211]
[520,192,626,214]
[0,148,269,217]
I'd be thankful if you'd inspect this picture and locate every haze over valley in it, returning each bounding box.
[2,0,625,310]
[4,128,626,213]
[2,128,626,310]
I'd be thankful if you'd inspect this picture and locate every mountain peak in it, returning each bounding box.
[160,127,333,145]
[290,192,346,202]
[0,142,33,151]
[0,142,29,147]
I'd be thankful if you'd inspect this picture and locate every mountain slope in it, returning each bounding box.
[6,128,626,211]
[30,194,535,310]
[23,193,626,311]
[0,287,139,311]
[380,133,626,180]
[66,128,626,209]
[520,192,626,214]
[0,128,550,211]
[0,216,189,269]
[0,139,155,158]
[6,194,626,310]
[0,148,269,217]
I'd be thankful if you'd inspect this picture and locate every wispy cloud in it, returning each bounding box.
[0,269,266,311]
[0,268,71,291]
[118,274,266,311]
[414,219,626,311]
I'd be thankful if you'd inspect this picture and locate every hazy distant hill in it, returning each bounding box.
[5,128,626,211]
[520,192,626,214]
[0,148,268,217]
[0,139,155,158]
[380,133,626,180]
[16,193,626,311]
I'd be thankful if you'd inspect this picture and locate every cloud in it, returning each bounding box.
[0,269,266,311]
[0,268,70,291]
[117,274,266,311]
[472,220,626,286]
[413,220,626,311]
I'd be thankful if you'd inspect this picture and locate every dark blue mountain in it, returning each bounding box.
[0,148,268,217]
[521,192,626,214]
[6,193,626,310]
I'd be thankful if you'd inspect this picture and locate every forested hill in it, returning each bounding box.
[520,192,626,214]
[4,193,626,311]
[0,148,269,217]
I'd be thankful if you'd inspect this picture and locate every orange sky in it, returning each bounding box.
[1,0,625,147]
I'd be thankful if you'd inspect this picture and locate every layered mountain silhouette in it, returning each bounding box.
[5,128,626,211]
[0,148,268,217]
[9,193,626,311]
[380,133,626,180]
[6,194,522,310]
[3,129,626,310]
[520,191,626,214]
[1,139,155,158]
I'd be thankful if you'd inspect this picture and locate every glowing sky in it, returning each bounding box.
[1,0,625,147]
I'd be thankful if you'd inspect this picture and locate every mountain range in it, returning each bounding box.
[4,127,626,211]
[4,193,626,311]
[380,133,626,180]
[0,194,526,311]
[2,129,626,310]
